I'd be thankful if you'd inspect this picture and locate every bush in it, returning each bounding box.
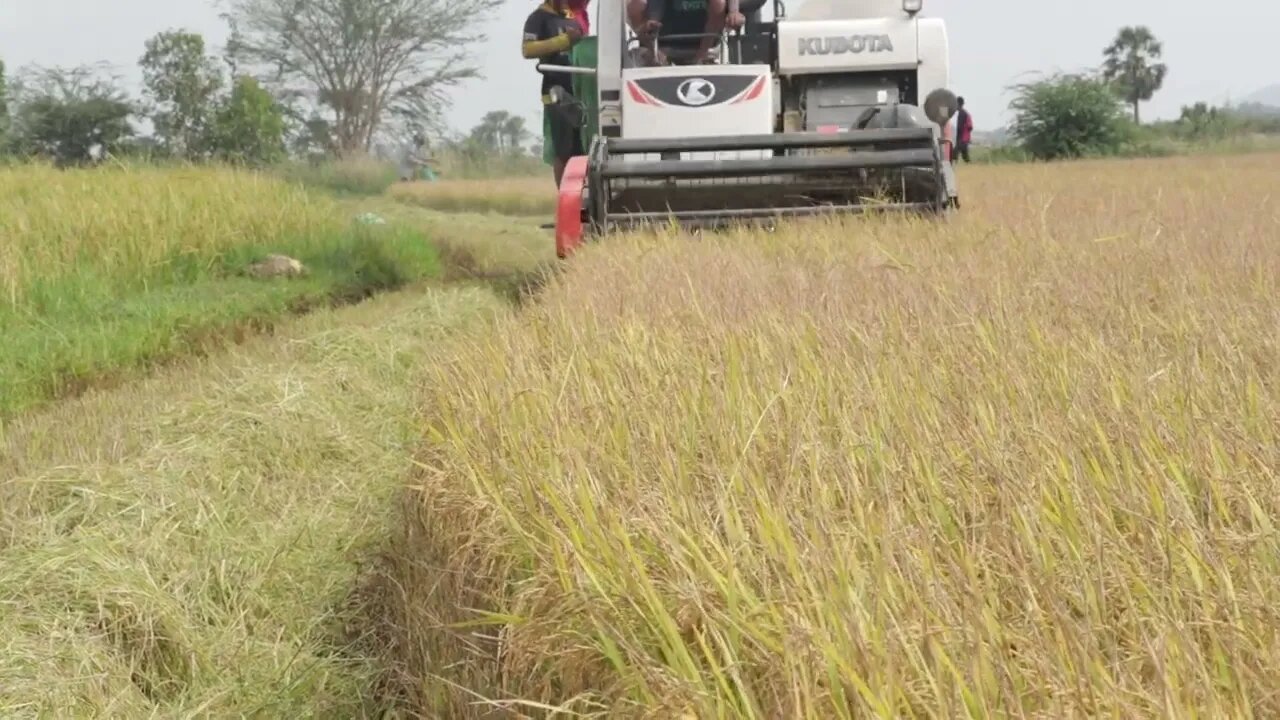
[7,65,136,166]
[971,144,1032,165]
[1008,72,1133,161]
[432,147,546,180]
[274,155,400,195]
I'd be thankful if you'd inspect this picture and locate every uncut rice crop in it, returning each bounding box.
[0,162,343,304]
[377,153,1280,718]
[0,162,438,417]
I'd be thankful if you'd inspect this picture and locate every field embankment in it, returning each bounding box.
[375,153,1280,717]
[0,163,442,418]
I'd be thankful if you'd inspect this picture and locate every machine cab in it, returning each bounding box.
[611,0,777,147]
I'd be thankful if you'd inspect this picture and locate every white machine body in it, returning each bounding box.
[600,13,949,140]
[571,0,960,231]
[776,18,920,75]
[775,15,949,110]
[619,64,775,161]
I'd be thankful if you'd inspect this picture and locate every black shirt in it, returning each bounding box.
[522,2,581,99]
[645,0,710,50]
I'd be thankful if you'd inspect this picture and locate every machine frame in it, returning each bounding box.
[539,0,960,258]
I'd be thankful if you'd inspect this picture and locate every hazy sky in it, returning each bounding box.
[2,0,1276,137]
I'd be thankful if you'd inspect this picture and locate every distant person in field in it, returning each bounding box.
[398,132,436,182]
[952,96,973,164]
[522,0,588,186]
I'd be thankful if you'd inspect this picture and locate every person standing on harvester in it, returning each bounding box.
[953,96,973,164]
[628,0,744,66]
[522,0,587,186]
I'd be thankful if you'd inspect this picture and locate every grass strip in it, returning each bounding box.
[0,163,443,418]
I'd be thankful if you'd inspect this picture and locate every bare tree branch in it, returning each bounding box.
[219,0,501,156]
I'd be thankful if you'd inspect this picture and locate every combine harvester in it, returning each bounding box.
[542,0,961,258]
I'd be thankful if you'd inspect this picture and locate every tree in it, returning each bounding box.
[209,75,287,165]
[502,115,528,151]
[467,110,529,152]
[1102,26,1168,124]
[470,110,510,150]
[221,0,503,158]
[1007,71,1131,161]
[8,64,135,166]
[139,30,224,158]
[289,113,336,159]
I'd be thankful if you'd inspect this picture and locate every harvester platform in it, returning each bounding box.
[535,0,961,258]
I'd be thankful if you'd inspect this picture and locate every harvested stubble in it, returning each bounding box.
[378,153,1280,718]
[0,286,506,717]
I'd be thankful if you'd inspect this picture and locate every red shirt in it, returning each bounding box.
[957,109,973,144]
[568,0,590,33]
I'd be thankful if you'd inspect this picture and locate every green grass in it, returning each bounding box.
[344,197,556,278]
[0,163,445,418]
[972,130,1280,164]
[0,225,442,417]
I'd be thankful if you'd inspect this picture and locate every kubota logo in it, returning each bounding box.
[676,78,716,106]
[798,34,894,55]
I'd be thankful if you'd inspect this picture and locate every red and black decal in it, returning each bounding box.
[626,74,766,107]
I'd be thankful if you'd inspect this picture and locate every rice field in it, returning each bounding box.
[371,152,1280,717]
[0,166,548,716]
[3,151,1278,718]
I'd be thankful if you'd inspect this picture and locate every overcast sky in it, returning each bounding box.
[2,0,1276,137]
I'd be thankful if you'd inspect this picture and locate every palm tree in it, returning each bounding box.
[1102,26,1168,124]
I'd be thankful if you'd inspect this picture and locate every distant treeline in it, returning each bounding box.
[0,0,549,176]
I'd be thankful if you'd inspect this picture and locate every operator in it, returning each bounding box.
[522,0,588,186]
[627,0,745,65]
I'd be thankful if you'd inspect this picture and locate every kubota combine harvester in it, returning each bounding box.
[541,0,961,258]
